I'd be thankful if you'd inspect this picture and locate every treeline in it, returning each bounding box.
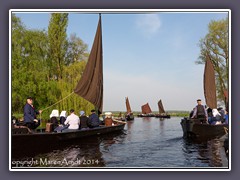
[12,13,94,119]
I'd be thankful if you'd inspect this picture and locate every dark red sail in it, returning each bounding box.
[74,15,103,113]
[158,99,165,114]
[204,55,217,109]
[126,97,132,114]
[141,103,152,114]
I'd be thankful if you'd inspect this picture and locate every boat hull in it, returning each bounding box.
[12,124,125,158]
[155,114,171,119]
[180,118,228,140]
[125,114,134,121]
[137,114,155,117]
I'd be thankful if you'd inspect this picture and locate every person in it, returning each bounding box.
[79,111,90,130]
[189,108,195,118]
[64,109,80,130]
[59,110,67,125]
[224,109,229,125]
[217,107,225,122]
[23,97,42,130]
[207,108,213,124]
[88,109,100,128]
[49,109,59,129]
[191,99,208,122]
[54,111,68,133]
[210,109,222,125]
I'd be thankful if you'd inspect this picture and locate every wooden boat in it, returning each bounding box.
[155,99,171,118]
[114,112,126,121]
[180,118,228,140]
[181,55,229,140]
[12,15,126,153]
[137,103,155,117]
[12,123,125,147]
[125,97,134,121]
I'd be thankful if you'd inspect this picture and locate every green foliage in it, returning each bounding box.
[11,13,94,119]
[197,17,229,106]
[48,13,68,80]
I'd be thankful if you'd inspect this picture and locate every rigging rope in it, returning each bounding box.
[41,91,75,112]
[39,91,75,122]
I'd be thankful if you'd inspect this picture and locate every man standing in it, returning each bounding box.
[191,99,208,121]
[23,97,42,129]
[89,109,100,128]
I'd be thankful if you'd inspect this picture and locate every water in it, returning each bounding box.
[12,117,228,168]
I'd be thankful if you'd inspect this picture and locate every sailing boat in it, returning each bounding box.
[12,15,125,152]
[125,97,134,121]
[137,103,155,117]
[155,99,171,118]
[180,55,228,140]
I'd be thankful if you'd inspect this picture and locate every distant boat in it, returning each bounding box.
[137,103,155,117]
[155,99,171,118]
[180,55,228,140]
[125,97,134,121]
[12,15,125,152]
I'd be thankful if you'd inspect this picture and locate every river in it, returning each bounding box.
[11,117,228,168]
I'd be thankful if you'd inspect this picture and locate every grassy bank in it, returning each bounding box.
[108,111,190,117]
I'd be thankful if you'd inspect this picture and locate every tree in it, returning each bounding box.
[12,14,49,112]
[48,13,68,80]
[65,33,88,65]
[196,17,229,107]
[11,14,95,119]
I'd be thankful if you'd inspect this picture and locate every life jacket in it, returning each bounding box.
[196,105,206,118]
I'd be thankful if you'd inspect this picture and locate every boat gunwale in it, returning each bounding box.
[12,123,125,137]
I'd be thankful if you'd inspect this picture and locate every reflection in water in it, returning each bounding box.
[16,137,106,167]
[159,119,165,136]
[12,117,228,168]
[126,121,134,142]
[182,138,227,167]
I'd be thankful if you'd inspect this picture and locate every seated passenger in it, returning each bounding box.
[49,109,59,129]
[59,110,67,125]
[54,111,69,132]
[64,109,80,130]
[207,108,213,124]
[210,109,222,125]
[79,111,90,130]
[88,109,100,128]
[224,109,229,125]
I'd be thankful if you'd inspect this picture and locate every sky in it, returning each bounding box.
[14,10,228,111]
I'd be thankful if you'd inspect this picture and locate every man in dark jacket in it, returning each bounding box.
[23,97,42,129]
[88,109,100,128]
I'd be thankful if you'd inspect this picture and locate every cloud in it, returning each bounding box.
[135,14,161,36]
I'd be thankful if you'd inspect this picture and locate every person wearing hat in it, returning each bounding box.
[88,109,100,128]
[64,109,80,130]
[49,109,59,129]
[23,97,42,130]
[79,111,90,130]
[191,99,208,122]
[59,110,67,125]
